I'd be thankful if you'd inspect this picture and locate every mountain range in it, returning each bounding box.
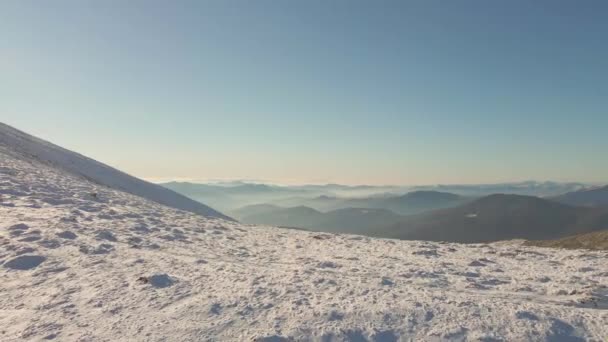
[376,194,608,243]
[162,180,590,213]
[233,193,608,243]
[551,185,608,207]
[408,181,589,197]
[272,190,469,215]
[232,204,404,235]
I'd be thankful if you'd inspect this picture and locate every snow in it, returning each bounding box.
[0,123,232,221]
[1,128,608,341]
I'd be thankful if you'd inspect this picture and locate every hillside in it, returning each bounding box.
[378,194,608,243]
[551,185,608,207]
[1,125,607,340]
[526,230,608,251]
[0,123,232,221]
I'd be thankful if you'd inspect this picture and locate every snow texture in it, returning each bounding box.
[0,122,232,221]
[1,125,607,341]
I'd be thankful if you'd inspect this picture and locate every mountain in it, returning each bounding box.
[232,204,404,233]
[288,183,400,197]
[409,181,588,197]
[525,230,608,250]
[230,203,284,218]
[378,190,468,215]
[314,207,404,234]
[0,123,232,221]
[163,182,299,198]
[2,125,607,340]
[551,185,608,207]
[162,181,318,211]
[377,194,608,243]
[233,205,324,228]
[162,181,408,212]
[269,190,468,215]
[164,179,592,215]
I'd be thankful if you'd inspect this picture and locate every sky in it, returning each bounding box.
[1,0,607,185]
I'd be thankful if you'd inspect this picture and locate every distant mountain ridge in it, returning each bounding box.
[0,123,233,221]
[270,190,468,215]
[551,185,608,207]
[379,191,465,214]
[410,181,588,197]
[376,194,608,243]
[234,193,608,243]
[163,180,590,214]
[231,205,404,234]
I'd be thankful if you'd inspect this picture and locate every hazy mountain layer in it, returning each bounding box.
[552,185,608,207]
[377,194,608,243]
[232,205,404,234]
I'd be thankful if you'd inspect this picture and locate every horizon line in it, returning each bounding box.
[145,177,604,188]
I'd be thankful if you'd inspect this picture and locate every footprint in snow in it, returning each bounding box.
[9,230,26,238]
[328,310,345,321]
[79,243,114,255]
[412,249,439,257]
[317,261,340,269]
[462,272,480,278]
[19,235,42,242]
[516,311,540,321]
[255,336,291,342]
[38,239,62,249]
[95,230,117,242]
[56,231,78,240]
[374,330,399,342]
[546,319,584,341]
[478,258,495,263]
[381,277,395,286]
[15,247,36,255]
[8,223,29,231]
[130,224,151,234]
[137,274,176,288]
[468,260,486,267]
[479,278,510,286]
[4,255,46,270]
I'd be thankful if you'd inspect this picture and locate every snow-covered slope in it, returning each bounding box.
[1,131,608,341]
[0,122,232,221]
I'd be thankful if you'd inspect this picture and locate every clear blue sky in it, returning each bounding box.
[2,1,607,185]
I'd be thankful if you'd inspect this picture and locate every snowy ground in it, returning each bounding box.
[1,149,608,341]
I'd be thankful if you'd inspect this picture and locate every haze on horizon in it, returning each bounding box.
[2,1,607,186]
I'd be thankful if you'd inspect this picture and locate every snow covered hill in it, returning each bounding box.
[1,127,608,341]
[0,123,232,221]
